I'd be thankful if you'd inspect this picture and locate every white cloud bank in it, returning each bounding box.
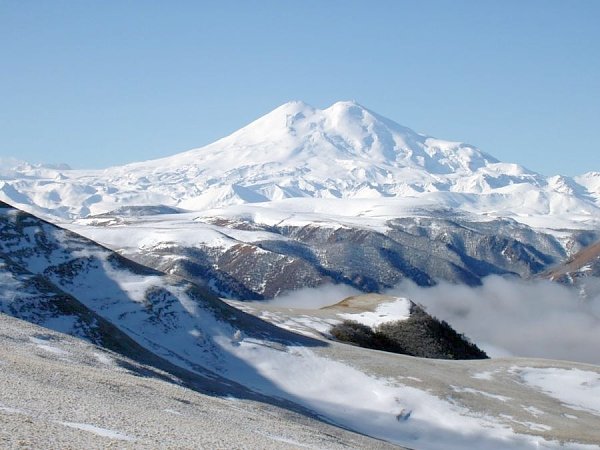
[387,276,600,365]
[266,283,361,309]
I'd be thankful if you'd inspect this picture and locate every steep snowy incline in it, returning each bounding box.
[0,201,305,363]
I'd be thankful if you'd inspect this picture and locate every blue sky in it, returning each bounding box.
[1,1,598,175]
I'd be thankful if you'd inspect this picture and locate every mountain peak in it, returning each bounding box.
[327,99,364,110]
[269,100,370,124]
[324,100,372,122]
[274,100,315,113]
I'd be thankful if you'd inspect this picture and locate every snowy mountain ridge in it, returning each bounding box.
[0,101,599,231]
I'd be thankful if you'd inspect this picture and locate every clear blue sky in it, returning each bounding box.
[1,1,598,175]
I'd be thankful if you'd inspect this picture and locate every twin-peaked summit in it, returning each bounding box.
[106,99,531,210]
[133,100,499,176]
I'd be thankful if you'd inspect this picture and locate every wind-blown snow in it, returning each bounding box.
[519,368,600,416]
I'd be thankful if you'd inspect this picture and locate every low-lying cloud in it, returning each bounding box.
[264,284,361,309]
[387,276,600,365]
[259,276,600,365]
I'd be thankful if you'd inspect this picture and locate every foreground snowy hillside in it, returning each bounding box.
[0,313,396,449]
[2,201,600,449]
[0,101,598,232]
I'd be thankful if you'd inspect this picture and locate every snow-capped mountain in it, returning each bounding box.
[3,100,598,298]
[118,100,509,208]
[0,101,598,231]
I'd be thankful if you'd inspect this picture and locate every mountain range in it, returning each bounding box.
[2,101,599,299]
[1,101,599,231]
[2,101,600,448]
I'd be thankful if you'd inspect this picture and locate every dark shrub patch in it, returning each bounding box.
[330,320,375,347]
[330,303,488,360]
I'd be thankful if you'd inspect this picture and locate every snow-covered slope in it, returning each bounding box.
[1,101,598,231]
[0,200,310,377]
[0,313,397,450]
[3,201,600,449]
[574,172,600,204]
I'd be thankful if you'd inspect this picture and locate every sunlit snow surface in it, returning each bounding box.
[217,338,598,450]
[518,368,600,416]
[0,101,598,234]
[337,297,411,327]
